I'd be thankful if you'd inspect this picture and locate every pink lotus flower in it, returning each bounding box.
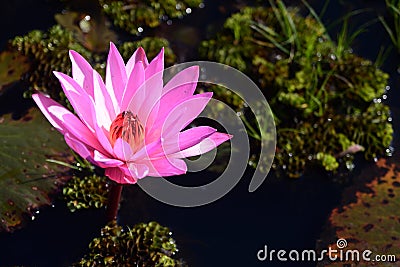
[33,43,231,184]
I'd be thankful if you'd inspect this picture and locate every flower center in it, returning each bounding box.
[109,111,145,153]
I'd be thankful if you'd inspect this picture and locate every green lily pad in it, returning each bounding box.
[321,159,400,266]
[0,108,72,232]
[0,50,30,95]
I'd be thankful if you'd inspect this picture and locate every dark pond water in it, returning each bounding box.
[0,0,399,266]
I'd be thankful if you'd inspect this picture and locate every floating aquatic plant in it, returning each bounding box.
[200,4,392,177]
[10,25,92,101]
[74,221,186,266]
[99,0,203,34]
[63,174,109,212]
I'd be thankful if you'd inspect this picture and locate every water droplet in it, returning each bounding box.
[186,7,192,14]
[31,186,38,191]
[84,15,91,21]
[35,210,40,214]
[385,85,390,91]
[327,118,332,122]
[176,3,181,9]
[236,111,242,116]
[31,216,35,221]
[382,94,387,100]
[330,54,336,60]
[388,117,392,122]
[137,27,143,33]
[374,157,378,162]
[288,153,293,157]
[199,3,205,8]
[346,162,355,171]
[8,200,14,206]
[167,20,172,25]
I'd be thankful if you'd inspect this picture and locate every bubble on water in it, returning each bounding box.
[186,8,192,14]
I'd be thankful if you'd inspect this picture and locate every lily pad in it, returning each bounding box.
[321,159,400,266]
[0,108,72,232]
[0,51,30,95]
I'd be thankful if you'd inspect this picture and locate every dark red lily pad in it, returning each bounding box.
[321,159,400,266]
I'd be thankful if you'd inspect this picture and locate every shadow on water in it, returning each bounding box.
[0,0,399,266]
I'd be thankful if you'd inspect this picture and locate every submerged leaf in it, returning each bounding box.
[55,11,116,53]
[0,51,30,95]
[0,108,72,232]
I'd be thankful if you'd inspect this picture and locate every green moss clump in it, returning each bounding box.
[63,174,109,212]
[200,6,393,177]
[10,25,92,101]
[99,0,203,34]
[74,221,186,267]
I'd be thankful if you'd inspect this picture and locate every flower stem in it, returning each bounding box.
[106,183,123,222]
